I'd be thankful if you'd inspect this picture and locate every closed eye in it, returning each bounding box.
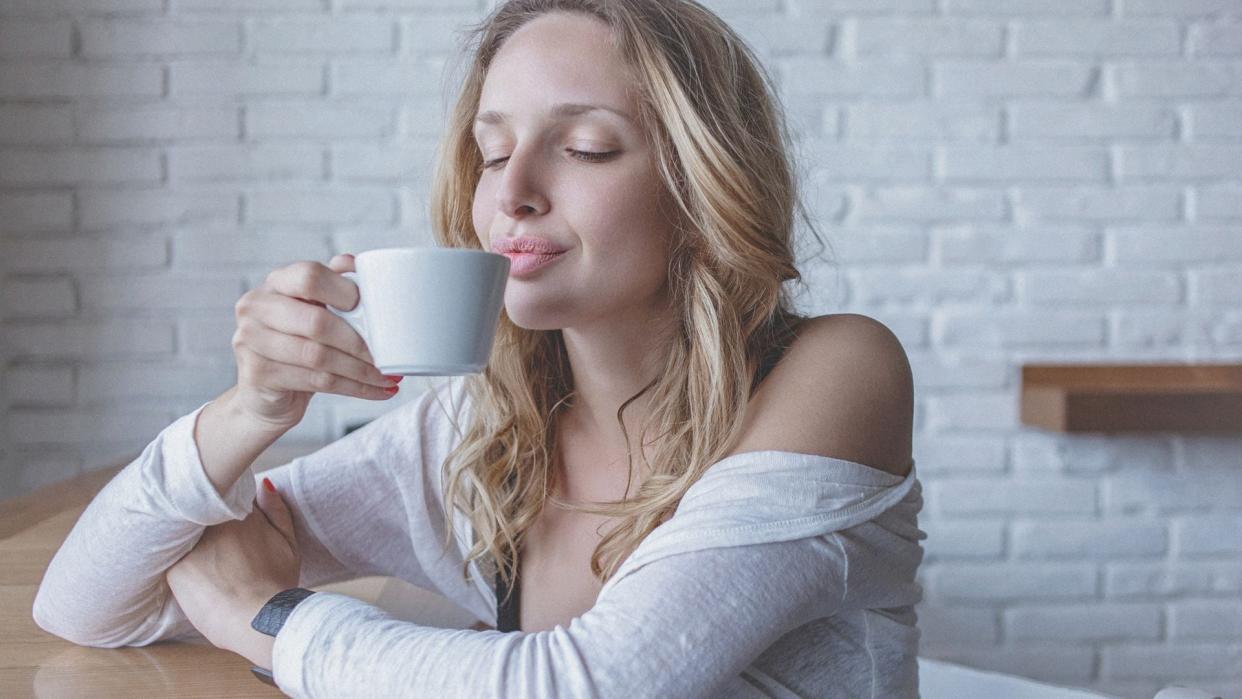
[480,149,619,171]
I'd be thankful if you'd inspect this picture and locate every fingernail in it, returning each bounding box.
[383,375,403,384]
[383,385,399,394]
[263,477,276,493]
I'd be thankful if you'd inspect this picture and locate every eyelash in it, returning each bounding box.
[480,149,617,171]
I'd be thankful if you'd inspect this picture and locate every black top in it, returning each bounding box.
[494,339,792,632]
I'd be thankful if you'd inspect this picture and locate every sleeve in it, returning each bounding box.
[268,534,847,699]
[30,378,466,649]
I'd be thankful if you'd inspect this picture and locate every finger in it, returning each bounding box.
[237,346,398,401]
[234,317,390,388]
[257,478,297,547]
[265,260,360,315]
[327,253,356,274]
[242,288,374,366]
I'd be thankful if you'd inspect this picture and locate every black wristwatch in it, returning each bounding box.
[248,587,317,686]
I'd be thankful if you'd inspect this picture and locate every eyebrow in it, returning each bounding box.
[473,102,634,128]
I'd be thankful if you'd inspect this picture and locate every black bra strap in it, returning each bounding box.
[495,563,521,632]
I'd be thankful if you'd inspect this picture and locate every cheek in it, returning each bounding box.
[471,179,492,239]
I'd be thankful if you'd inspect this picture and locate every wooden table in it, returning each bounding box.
[0,443,398,698]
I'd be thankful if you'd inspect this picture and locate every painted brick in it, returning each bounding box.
[936,310,1106,346]
[1191,103,1242,138]
[0,19,73,57]
[245,188,396,224]
[1103,645,1242,680]
[935,61,1095,97]
[854,18,1003,57]
[1169,601,1242,639]
[845,102,999,141]
[1012,520,1167,558]
[0,191,73,233]
[80,20,241,56]
[940,146,1109,182]
[76,274,243,311]
[1189,21,1242,55]
[76,105,239,143]
[0,148,160,186]
[79,189,239,230]
[2,277,77,319]
[1016,186,1182,221]
[1017,270,1182,305]
[1014,20,1181,56]
[1199,185,1242,219]
[1107,561,1242,597]
[3,321,174,359]
[934,477,1097,515]
[1176,514,1242,555]
[247,102,395,139]
[0,105,73,144]
[1191,269,1242,305]
[933,562,1098,601]
[1122,0,1242,16]
[78,361,236,403]
[2,364,75,407]
[168,145,324,181]
[0,62,162,98]
[1110,226,1242,263]
[172,229,330,267]
[171,61,323,96]
[920,519,1005,560]
[780,59,925,96]
[944,0,1108,14]
[1114,62,1240,97]
[1005,604,1162,641]
[852,187,1006,221]
[915,604,999,643]
[1119,145,1242,180]
[935,225,1100,264]
[1008,103,1178,140]
[251,19,396,54]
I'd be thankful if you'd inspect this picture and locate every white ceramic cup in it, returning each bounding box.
[326,247,509,376]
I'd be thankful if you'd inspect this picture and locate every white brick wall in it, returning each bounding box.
[2,1,1240,696]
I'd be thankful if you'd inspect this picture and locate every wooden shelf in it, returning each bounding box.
[1020,363,1242,433]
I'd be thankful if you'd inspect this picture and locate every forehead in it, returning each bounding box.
[477,13,638,123]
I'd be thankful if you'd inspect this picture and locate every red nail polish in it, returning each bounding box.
[383,385,399,394]
[263,477,276,493]
[383,375,403,383]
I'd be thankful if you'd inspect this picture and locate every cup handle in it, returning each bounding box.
[326,271,369,343]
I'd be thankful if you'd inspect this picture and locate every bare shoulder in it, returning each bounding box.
[726,313,915,477]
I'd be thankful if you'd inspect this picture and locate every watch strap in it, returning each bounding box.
[250,587,317,637]
[250,664,277,686]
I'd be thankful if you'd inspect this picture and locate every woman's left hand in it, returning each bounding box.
[166,477,301,671]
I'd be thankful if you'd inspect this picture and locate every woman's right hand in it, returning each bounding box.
[229,253,400,430]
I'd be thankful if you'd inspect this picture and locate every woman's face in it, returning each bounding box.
[471,12,675,330]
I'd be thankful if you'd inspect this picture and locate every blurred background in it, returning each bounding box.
[1,0,1240,697]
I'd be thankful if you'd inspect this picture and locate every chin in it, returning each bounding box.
[502,299,574,332]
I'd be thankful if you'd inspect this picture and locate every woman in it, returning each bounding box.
[33,1,923,696]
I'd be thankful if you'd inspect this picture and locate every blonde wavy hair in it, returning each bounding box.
[429,0,829,601]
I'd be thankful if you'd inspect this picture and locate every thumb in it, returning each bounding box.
[257,477,296,545]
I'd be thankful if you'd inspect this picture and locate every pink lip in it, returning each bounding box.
[502,251,566,277]
[491,236,568,255]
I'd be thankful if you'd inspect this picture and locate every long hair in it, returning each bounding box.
[429,0,829,602]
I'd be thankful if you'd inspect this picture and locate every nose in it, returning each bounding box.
[495,147,549,219]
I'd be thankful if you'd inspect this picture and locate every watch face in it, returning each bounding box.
[251,588,317,637]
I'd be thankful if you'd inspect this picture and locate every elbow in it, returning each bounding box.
[31,589,129,649]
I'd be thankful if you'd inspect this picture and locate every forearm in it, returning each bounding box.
[195,385,291,499]
[32,401,265,647]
